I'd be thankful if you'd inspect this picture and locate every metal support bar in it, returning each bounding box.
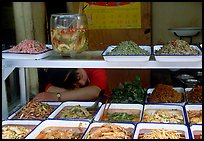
[2,79,8,120]
[19,68,27,105]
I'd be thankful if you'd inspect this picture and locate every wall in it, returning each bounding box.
[152,2,202,44]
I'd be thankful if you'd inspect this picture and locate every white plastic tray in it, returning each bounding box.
[190,125,202,139]
[2,45,53,60]
[142,104,185,124]
[153,45,202,62]
[8,102,61,120]
[48,101,102,122]
[2,120,42,139]
[82,122,135,139]
[146,87,186,106]
[25,120,90,139]
[184,104,202,125]
[133,123,189,139]
[102,45,151,62]
[94,103,143,123]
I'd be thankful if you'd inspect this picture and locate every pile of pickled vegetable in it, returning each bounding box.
[110,76,146,104]
[155,39,199,55]
[106,41,149,55]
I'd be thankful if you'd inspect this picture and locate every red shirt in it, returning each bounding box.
[45,68,110,98]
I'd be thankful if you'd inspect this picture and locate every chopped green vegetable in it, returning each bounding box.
[107,41,149,55]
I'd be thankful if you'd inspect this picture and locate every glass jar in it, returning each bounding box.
[50,13,88,57]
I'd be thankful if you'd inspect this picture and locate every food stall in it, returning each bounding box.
[2,2,202,139]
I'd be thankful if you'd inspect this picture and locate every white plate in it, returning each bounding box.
[133,122,189,139]
[2,45,53,60]
[168,27,201,36]
[102,45,151,62]
[25,120,90,139]
[154,45,202,62]
[93,103,143,123]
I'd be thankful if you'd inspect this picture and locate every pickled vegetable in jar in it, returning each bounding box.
[50,13,88,57]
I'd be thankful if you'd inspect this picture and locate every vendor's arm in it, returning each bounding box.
[47,85,101,101]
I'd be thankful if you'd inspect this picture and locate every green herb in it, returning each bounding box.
[110,76,146,104]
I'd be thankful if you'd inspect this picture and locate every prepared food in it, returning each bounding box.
[55,105,93,119]
[147,84,183,103]
[155,39,199,55]
[7,39,48,53]
[84,123,133,139]
[106,41,149,55]
[100,108,141,122]
[138,128,185,139]
[143,109,184,124]
[13,100,54,120]
[35,127,84,139]
[2,126,32,139]
[187,110,202,124]
[186,85,202,103]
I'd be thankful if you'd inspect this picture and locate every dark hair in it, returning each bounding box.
[47,68,79,89]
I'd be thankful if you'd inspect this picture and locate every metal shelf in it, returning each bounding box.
[1,51,202,119]
[2,53,202,69]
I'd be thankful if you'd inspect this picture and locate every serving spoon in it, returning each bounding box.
[86,90,105,111]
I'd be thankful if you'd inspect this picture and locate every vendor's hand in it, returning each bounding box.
[32,92,58,102]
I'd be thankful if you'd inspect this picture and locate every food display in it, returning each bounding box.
[56,105,92,119]
[110,76,146,104]
[138,128,185,139]
[83,123,134,139]
[2,126,32,139]
[11,100,55,120]
[147,84,183,103]
[143,109,184,124]
[106,41,149,55]
[187,110,202,124]
[186,85,202,103]
[7,39,48,53]
[155,39,200,55]
[35,127,83,139]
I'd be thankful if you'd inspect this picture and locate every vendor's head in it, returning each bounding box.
[47,68,89,89]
